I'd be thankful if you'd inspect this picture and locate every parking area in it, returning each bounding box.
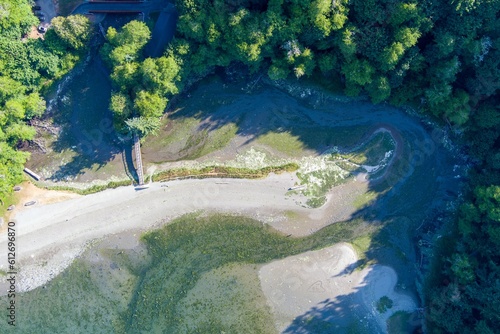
[33,0,57,25]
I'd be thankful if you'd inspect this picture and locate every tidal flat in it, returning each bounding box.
[0,214,370,333]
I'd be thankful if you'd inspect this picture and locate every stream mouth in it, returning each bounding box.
[8,73,466,333]
[28,55,133,183]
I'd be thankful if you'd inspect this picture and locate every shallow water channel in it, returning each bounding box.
[2,73,467,333]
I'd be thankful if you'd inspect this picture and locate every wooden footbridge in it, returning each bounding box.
[72,0,178,57]
[70,1,178,185]
[72,1,166,17]
[133,133,145,186]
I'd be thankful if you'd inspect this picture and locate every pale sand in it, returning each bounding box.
[0,172,368,293]
[259,244,417,333]
[1,182,80,232]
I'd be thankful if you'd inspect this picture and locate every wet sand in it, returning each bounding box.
[259,244,417,333]
[0,172,366,293]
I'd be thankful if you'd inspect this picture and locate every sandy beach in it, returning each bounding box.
[0,172,369,293]
[259,244,417,333]
[0,173,418,333]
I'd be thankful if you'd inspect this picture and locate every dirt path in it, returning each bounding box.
[1,182,80,232]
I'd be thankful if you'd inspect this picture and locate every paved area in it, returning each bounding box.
[72,0,169,16]
[34,0,57,25]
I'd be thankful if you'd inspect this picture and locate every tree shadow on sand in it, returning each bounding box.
[145,73,464,333]
[176,75,465,333]
[167,73,464,232]
[274,127,461,333]
[33,69,465,332]
[276,208,435,333]
[282,268,387,334]
[168,74,379,156]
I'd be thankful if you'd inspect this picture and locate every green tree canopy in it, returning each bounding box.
[125,116,161,137]
[50,15,93,51]
[0,0,90,199]
[133,90,167,119]
[107,21,151,50]
[141,56,180,95]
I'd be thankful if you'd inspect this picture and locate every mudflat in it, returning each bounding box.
[0,172,343,292]
[259,244,417,333]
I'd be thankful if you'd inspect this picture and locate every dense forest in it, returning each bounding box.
[1,0,499,332]
[0,1,92,196]
[166,1,498,332]
[101,20,180,136]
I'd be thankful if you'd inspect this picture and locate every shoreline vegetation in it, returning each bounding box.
[34,121,397,198]
[39,163,299,195]
[0,11,94,201]
[0,213,380,333]
[1,0,498,332]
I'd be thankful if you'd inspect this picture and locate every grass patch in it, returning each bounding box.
[0,259,128,333]
[175,263,275,333]
[376,296,394,313]
[0,190,17,219]
[256,125,372,157]
[152,163,299,182]
[297,168,350,194]
[333,159,359,172]
[0,213,372,332]
[341,132,395,166]
[186,122,238,159]
[143,114,238,162]
[37,163,299,195]
[267,128,393,207]
[127,213,367,332]
[181,129,208,157]
[295,159,351,207]
[350,232,380,271]
[284,210,300,220]
[353,191,378,209]
[40,179,132,195]
[206,123,239,153]
[351,235,372,255]
[146,116,200,149]
[257,131,305,156]
[350,234,375,265]
[306,196,327,208]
